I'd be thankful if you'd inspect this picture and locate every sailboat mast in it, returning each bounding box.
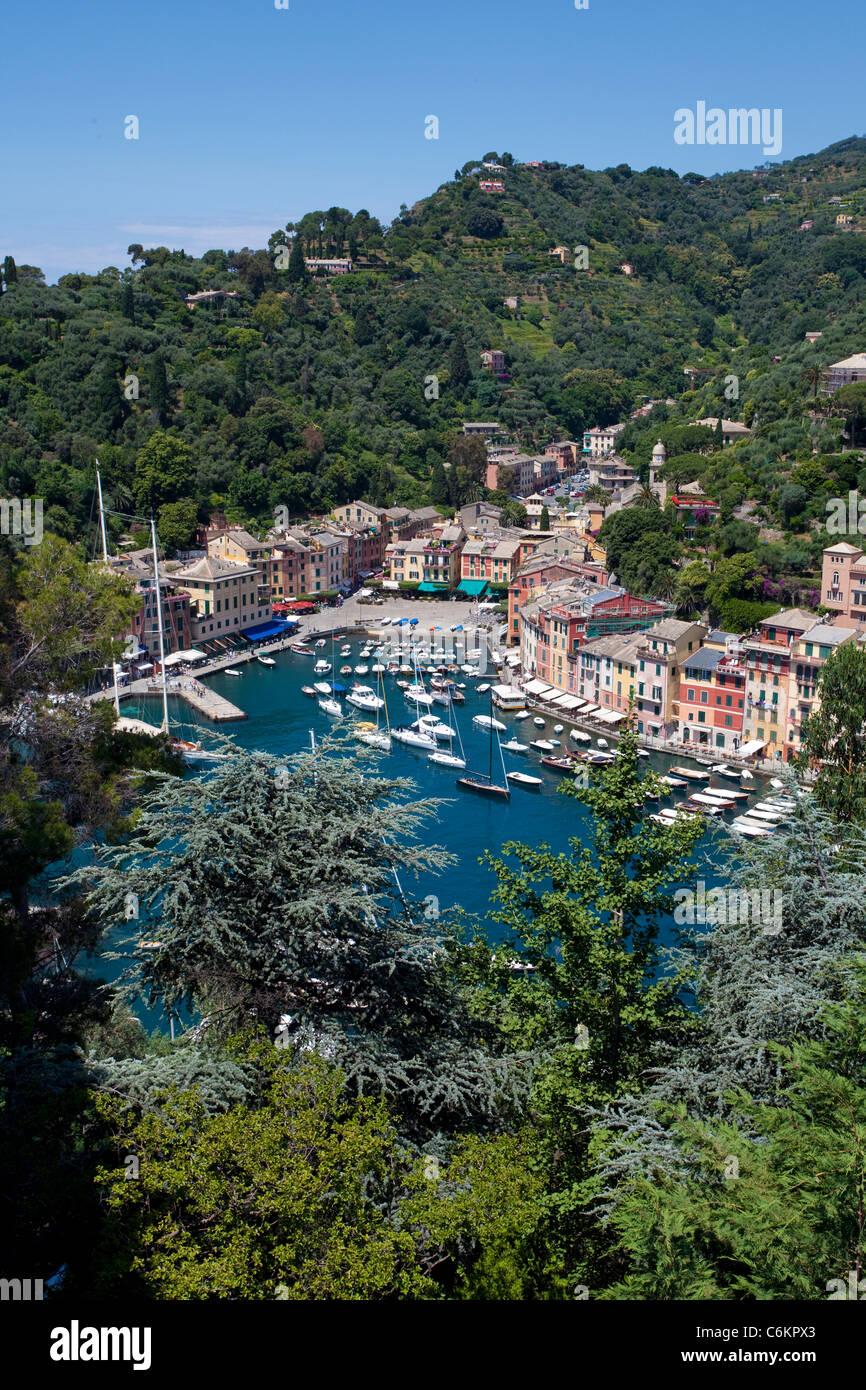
[96,464,121,716]
[150,516,170,734]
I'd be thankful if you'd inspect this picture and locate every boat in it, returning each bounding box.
[706,784,750,800]
[597,737,609,749]
[681,798,723,816]
[450,689,465,704]
[223,667,243,677]
[530,738,558,752]
[670,765,710,781]
[313,681,331,695]
[740,769,755,782]
[660,775,688,788]
[514,710,532,721]
[501,738,529,754]
[540,754,577,773]
[553,724,564,734]
[412,715,455,741]
[429,749,467,769]
[301,685,316,698]
[730,821,771,838]
[314,660,330,674]
[317,696,342,717]
[694,755,714,766]
[170,737,225,765]
[477,683,491,694]
[339,665,352,676]
[457,693,511,800]
[346,684,384,712]
[356,667,392,751]
[740,806,783,823]
[507,771,543,788]
[315,639,326,648]
[690,792,737,809]
[392,724,437,749]
[636,749,650,759]
[257,656,276,667]
[580,750,616,765]
[533,717,546,728]
[474,714,507,732]
[290,643,314,655]
[354,664,369,676]
[341,646,352,657]
[405,689,434,708]
[569,729,591,743]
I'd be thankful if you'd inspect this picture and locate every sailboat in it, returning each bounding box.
[392,646,437,749]
[428,694,467,769]
[317,634,343,717]
[457,693,511,799]
[356,666,391,751]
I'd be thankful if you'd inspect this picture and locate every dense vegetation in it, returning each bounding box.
[3,138,866,569]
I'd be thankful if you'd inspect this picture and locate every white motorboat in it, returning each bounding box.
[223,667,243,677]
[690,792,736,809]
[257,656,276,667]
[514,710,532,721]
[356,722,391,752]
[354,664,369,676]
[313,681,331,695]
[740,769,754,782]
[740,806,783,822]
[347,685,384,712]
[473,714,506,732]
[636,749,650,759]
[301,685,316,698]
[597,737,609,749]
[314,660,330,674]
[315,639,326,648]
[530,739,558,752]
[501,738,528,754]
[507,771,543,788]
[428,750,467,769]
[318,697,342,718]
[569,729,591,743]
[405,689,434,708]
[660,775,688,788]
[533,717,546,728]
[341,646,352,657]
[477,683,491,694]
[372,663,386,673]
[553,724,564,734]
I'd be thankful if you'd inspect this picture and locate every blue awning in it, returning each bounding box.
[241,618,297,643]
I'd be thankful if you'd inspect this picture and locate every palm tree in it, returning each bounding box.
[584,483,609,506]
[634,484,660,510]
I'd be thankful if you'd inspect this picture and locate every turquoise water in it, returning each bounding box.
[132,635,738,934]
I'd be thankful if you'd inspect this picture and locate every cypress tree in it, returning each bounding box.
[448,334,471,397]
[430,460,449,505]
[286,237,308,285]
[120,281,135,323]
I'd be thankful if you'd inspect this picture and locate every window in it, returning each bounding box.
[724,715,732,728]
[700,690,708,704]
[697,711,705,723]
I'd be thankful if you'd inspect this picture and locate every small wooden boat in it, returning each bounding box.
[690,792,736,809]
[682,798,723,815]
[301,685,316,697]
[706,785,750,800]
[340,665,352,675]
[507,770,543,788]
[660,775,688,788]
[315,639,326,648]
[670,765,710,781]
[540,754,576,773]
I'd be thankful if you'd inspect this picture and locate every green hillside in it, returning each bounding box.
[2,136,866,562]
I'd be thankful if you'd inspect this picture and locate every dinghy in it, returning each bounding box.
[533,716,546,728]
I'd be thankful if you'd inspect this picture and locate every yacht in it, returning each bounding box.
[392,724,437,750]
[314,660,330,674]
[313,681,332,696]
[317,696,342,718]
[346,684,384,712]
[429,748,466,769]
[501,737,528,754]
[412,715,455,741]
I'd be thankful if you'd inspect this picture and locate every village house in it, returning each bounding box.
[820,540,866,625]
[676,631,748,754]
[170,554,271,645]
[109,551,193,663]
[208,527,273,569]
[582,423,626,458]
[740,608,815,760]
[459,534,522,596]
[824,353,866,394]
[690,417,752,444]
[480,349,506,373]
[587,455,638,493]
[547,246,570,265]
[304,257,353,275]
[785,621,859,761]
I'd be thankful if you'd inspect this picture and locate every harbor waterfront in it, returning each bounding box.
[120,624,772,935]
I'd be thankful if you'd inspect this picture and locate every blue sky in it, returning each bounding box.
[2,0,863,284]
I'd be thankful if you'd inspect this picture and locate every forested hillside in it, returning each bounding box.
[3,136,866,552]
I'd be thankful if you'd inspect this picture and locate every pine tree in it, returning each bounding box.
[70,739,530,1142]
[448,334,471,397]
[799,642,866,822]
[540,505,551,531]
